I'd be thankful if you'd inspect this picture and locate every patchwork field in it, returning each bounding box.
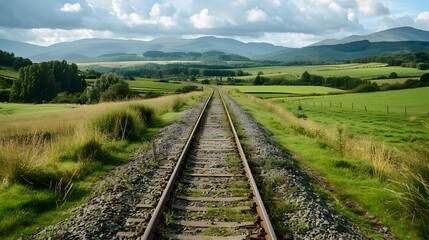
[272,87,429,145]
[234,63,429,81]
[125,77,183,94]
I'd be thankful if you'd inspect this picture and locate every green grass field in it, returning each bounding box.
[370,77,419,85]
[271,87,429,146]
[126,78,183,93]
[235,63,429,81]
[0,103,79,119]
[224,85,344,94]
[0,66,19,80]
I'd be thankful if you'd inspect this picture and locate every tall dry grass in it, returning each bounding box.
[0,92,204,189]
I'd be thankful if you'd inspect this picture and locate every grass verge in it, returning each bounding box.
[0,91,206,239]
[224,89,426,239]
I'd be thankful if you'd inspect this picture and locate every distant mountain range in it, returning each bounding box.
[0,37,285,62]
[310,26,429,46]
[0,26,428,63]
[255,40,429,62]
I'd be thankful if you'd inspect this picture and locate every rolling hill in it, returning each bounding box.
[0,37,285,62]
[311,26,429,46]
[255,40,429,62]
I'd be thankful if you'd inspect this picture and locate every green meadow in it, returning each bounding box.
[271,87,429,146]
[225,85,344,94]
[234,63,429,81]
[125,77,183,94]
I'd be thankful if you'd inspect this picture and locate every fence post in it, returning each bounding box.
[340,102,342,108]
[364,106,367,112]
[330,102,332,107]
[387,105,390,114]
[352,103,354,109]
[405,107,407,117]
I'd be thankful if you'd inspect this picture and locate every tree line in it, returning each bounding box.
[10,60,87,103]
[254,71,429,93]
[0,50,32,70]
[352,52,429,70]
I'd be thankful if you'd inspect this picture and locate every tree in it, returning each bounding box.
[301,71,311,82]
[421,73,429,85]
[10,62,57,103]
[389,72,398,79]
[86,73,131,103]
[100,82,132,102]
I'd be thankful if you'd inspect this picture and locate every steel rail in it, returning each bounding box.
[220,91,277,240]
[141,90,214,240]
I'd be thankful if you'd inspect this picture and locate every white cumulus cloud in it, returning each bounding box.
[247,8,267,22]
[356,0,389,16]
[60,3,82,12]
[189,8,224,29]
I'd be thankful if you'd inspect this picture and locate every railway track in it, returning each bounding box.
[117,91,276,240]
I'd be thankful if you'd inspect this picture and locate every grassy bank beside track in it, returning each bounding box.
[224,88,428,239]
[0,91,207,239]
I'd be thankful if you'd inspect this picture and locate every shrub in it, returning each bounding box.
[74,138,109,162]
[352,82,380,92]
[91,108,145,141]
[421,73,429,85]
[0,89,10,102]
[201,79,210,84]
[129,105,157,126]
[172,98,185,112]
[389,72,398,78]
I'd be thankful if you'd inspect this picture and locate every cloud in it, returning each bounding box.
[383,11,429,31]
[247,8,267,22]
[356,0,389,16]
[60,3,82,12]
[189,8,224,29]
[1,0,426,47]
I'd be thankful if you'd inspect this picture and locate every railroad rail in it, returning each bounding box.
[117,90,276,240]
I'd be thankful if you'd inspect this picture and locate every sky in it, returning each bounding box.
[0,0,428,48]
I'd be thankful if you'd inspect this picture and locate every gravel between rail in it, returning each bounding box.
[30,91,366,239]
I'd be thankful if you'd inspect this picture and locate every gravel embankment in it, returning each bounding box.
[222,93,365,240]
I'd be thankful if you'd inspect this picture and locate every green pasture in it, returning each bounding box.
[0,103,78,119]
[224,85,344,95]
[235,63,429,81]
[0,66,19,80]
[371,77,418,85]
[272,87,429,145]
[125,78,183,93]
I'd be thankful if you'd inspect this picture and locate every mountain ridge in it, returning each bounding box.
[0,37,286,62]
[310,26,429,46]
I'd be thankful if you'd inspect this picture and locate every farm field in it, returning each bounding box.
[0,66,19,80]
[125,77,183,94]
[76,60,201,68]
[0,103,78,119]
[224,85,344,94]
[271,87,429,145]
[234,63,429,81]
